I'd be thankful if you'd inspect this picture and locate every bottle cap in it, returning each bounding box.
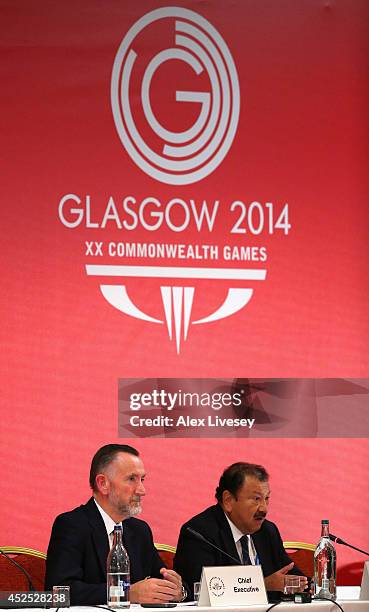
[321,519,329,524]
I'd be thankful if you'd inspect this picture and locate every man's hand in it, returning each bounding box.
[264,562,307,592]
[160,568,183,599]
[130,570,183,604]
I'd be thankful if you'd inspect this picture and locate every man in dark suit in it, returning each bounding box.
[45,444,185,605]
[174,462,308,601]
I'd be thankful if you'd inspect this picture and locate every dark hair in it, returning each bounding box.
[215,462,269,503]
[89,444,139,491]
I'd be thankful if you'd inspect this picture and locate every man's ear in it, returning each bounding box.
[222,490,234,512]
[95,473,109,495]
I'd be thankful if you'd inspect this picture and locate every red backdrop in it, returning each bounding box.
[1,0,368,584]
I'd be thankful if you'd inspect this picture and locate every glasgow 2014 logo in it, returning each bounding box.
[111,6,240,185]
[76,7,274,354]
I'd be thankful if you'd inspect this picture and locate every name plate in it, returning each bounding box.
[198,565,268,607]
[360,561,369,600]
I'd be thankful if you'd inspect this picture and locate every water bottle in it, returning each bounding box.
[107,525,130,608]
[314,519,336,600]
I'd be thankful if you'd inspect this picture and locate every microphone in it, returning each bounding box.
[0,549,36,591]
[186,527,241,565]
[329,534,369,557]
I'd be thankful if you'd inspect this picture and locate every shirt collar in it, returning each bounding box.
[224,512,246,544]
[94,498,121,536]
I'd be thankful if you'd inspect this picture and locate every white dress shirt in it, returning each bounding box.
[224,513,258,564]
[94,499,122,548]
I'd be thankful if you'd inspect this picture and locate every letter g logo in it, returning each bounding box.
[111,7,240,185]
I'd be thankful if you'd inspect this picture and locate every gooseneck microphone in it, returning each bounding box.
[186,527,241,565]
[329,533,369,557]
[0,549,36,591]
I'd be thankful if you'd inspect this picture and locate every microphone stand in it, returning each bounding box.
[0,549,36,591]
[329,534,369,557]
[186,527,242,564]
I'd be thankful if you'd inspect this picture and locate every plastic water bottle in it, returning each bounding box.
[107,525,130,608]
[314,519,336,600]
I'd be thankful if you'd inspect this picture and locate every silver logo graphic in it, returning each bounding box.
[111,7,240,184]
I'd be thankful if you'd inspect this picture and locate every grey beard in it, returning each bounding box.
[127,503,142,517]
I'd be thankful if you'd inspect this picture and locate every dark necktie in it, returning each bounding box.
[240,535,251,565]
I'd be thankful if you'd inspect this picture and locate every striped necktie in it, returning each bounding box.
[240,535,251,565]
[109,524,122,548]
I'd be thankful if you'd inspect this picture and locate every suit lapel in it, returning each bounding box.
[214,505,241,563]
[122,518,148,583]
[252,527,271,575]
[121,520,133,556]
[121,520,137,579]
[85,498,110,577]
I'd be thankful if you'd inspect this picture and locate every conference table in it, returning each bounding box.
[1,603,368,612]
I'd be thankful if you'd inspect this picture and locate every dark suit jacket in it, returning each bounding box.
[45,498,164,605]
[173,504,302,600]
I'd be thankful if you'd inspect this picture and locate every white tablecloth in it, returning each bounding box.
[3,601,368,612]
